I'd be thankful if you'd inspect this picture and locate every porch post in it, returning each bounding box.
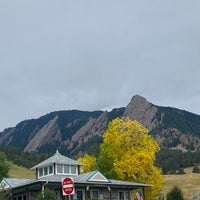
[128,188,131,200]
[26,188,29,200]
[54,163,56,174]
[108,186,112,200]
[9,191,13,200]
[85,186,88,200]
[36,168,38,179]
[142,188,145,200]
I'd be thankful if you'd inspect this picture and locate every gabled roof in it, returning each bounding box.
[31,150,83,169]
[36,171,108,183]
[78,170,110,182]
[0,178,33,189]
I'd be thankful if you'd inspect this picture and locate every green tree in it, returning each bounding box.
[0,152,9,180]
[36,188,56,200]
[166,186,184,200]
[97,118,163,199]
[192,164,200,173]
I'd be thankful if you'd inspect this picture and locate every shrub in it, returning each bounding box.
[36,188,56,200]
[192,164,200,173]
[166,186,184,200]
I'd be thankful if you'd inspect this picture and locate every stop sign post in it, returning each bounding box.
[62,177,75,196]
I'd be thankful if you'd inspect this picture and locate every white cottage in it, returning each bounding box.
[0,150,151,200]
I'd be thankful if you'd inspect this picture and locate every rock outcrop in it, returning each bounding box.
[24,115,62,152]
[124,95,158,131]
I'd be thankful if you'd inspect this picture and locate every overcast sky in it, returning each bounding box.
[0,1,200,131]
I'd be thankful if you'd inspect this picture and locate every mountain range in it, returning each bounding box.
[1,95,200,158]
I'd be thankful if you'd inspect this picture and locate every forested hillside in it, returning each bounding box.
[155,149,200,174]
[0,146,47,169]
[1,95,200,173]
[1,142,200,175]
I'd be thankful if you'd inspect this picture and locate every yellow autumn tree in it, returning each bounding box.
[98,117,163,199]
[77,154,97,173]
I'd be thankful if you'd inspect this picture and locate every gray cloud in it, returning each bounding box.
[0,0,200,130]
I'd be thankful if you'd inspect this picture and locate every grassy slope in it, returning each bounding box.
[7,161,35,179]
[162,168,200,200]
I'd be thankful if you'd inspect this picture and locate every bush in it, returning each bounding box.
[176,168,186,174]
[192,164,200,173]
[36,188,56,200]
[0,189,12,199]
[166,186,184,200]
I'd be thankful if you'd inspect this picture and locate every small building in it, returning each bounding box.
[0,150,151,200]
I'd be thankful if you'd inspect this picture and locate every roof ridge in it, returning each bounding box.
[31,151,83,170]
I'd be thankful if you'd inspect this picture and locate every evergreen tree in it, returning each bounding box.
[0,152,9,180]
[166,186,184,200]
[192,164,200,173]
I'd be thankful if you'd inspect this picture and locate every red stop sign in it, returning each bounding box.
[62,177,75,195]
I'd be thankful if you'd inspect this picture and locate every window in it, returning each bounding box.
[55,164,77,175]
[119,192,128,200]
[93,191,99,199]
[38,165,54,178]
[64,165,70,173]
[71,165,77,174]
[87,190,99,200]
[87,191,91,199]
[125,192,128,200]
[119,192,124,200]
[49,165,53,174]
[77,190,83,200]
[39,168,43,177]
[44,167,48,176]
[57,164,63,173]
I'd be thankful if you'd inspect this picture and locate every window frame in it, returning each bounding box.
[118,191,128,200]
[87,190,99,200]
[56,164,77,175]
[71,165,77,174]
[56,164,63,174]
[38,164,54,178]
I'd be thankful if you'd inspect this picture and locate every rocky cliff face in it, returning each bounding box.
[0,110,105,155]
[123,95,158,131]
[1,95,200,156]
[24,115,62,152]
[70,112,107,144]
